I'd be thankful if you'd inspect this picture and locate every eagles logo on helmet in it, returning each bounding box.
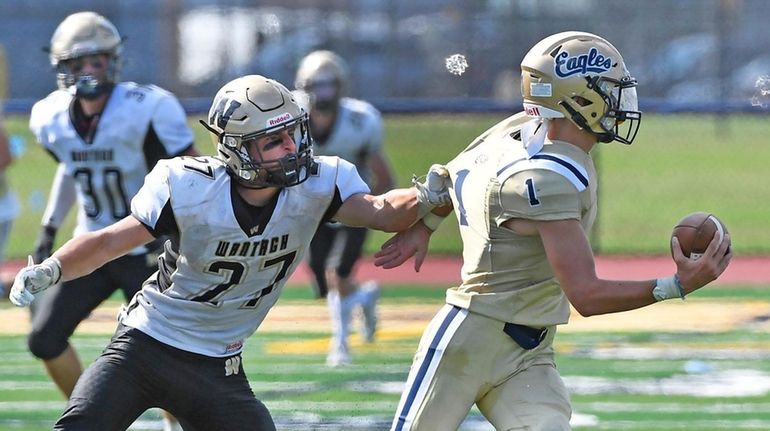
[520,31,642,145]
[201,75,314,189]
[48,11,123,100]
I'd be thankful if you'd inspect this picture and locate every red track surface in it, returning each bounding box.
[2,255,767,286]
[320,255,770,286]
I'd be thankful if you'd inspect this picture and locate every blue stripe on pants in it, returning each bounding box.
[394,305,461,431]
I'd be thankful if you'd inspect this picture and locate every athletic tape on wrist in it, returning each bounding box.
[652,275,685,301]
[421,212,447,232]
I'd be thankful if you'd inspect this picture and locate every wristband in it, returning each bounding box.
[652,275,685,301]
[42,257,63,286]
[421,212,447,232]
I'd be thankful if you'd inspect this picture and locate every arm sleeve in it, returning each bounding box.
[321,187,343,224]
[41,164,76,228]
[131,161,178,237]
[150,95,195,157]
[335,158,370,201]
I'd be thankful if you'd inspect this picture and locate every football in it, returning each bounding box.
[671,212,728,259]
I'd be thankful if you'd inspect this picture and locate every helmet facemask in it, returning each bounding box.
[215,116,313,189]
[56,53,119,100]
[303,73,342,113]
[577,75,641,144]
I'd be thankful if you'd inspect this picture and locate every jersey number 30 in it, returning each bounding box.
[73,167,130,219]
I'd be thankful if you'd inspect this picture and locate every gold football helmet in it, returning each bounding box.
[49,11,122,98]
[203,75,313,189]
[521,31,641,144]
[294,50,349,112]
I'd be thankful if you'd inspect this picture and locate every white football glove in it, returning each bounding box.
[413,164,452,218]
[10,256,62,307]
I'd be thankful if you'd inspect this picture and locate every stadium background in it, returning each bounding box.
[2,1,770,430]
[1,0,768,112]
[1,0,769,258]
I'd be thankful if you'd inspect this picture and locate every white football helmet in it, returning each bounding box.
[520,31,641,144]
[294,50,349,112]
[49,11,122,98]
[203,75,313,189]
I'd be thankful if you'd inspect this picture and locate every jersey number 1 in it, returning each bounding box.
[525,177,541,206]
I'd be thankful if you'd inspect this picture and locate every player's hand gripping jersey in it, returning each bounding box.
[444,112,598,326]
[124,155,369,356]
[29,82,193,237]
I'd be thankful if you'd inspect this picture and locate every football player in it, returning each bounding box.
[295,50,394,366]
[10,74,449,430]
[375,31,732,430]
[26,11,198,430]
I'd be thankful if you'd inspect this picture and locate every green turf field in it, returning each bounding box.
[2,111,767,429]
[2,112,768,258]
[2,284,770,430]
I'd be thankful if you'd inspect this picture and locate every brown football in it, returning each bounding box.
[671,212,728,259]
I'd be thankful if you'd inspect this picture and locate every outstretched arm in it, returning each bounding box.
[529,218,732,317]
[334,163,452,232]
[333,188,420,232]
[53,216,155,282]
[10,216,154,306]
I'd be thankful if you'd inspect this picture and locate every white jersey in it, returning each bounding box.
[123,155,369,357]
[308,97,383,183]
[29,82,194,237]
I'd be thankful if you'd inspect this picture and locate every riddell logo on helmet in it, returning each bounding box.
[267,112,293,127]
[554,48,613,78]
[525,106,541,116]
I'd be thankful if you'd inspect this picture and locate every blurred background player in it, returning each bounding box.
[27,11,197,430]
[294,50,395,366]
[376,31,732,430]
[0,103,20,300]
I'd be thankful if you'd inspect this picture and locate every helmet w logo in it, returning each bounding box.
[209,97,242,130]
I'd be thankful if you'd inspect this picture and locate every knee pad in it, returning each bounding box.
[28,327,69,360]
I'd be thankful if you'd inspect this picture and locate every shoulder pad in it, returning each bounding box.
[497,152,589,192]
[498,168,582,221]
[115,82,172,106]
